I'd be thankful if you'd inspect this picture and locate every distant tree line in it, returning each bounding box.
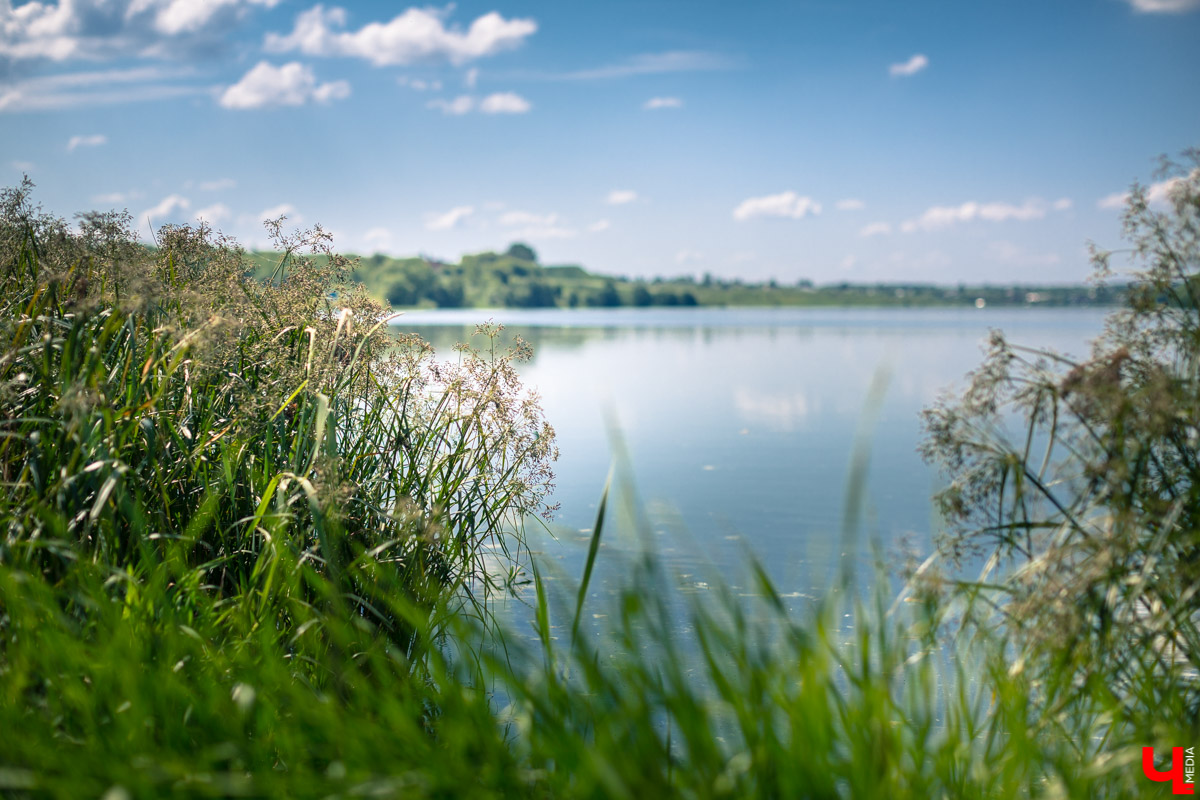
[285,241,1127,310]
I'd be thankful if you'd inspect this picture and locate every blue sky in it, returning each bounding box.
[2,0,1198,283]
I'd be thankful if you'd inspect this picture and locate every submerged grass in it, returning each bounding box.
[0,169,1196,798]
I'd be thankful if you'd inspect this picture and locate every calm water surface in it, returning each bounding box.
[396,306,1109,607]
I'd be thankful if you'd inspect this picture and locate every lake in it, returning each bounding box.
[395,306,1110,612]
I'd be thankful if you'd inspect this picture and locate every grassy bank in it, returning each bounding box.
[1,158,1197,798]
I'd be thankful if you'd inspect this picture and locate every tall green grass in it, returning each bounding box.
[1,485,1183,798]
[0,178,557,653]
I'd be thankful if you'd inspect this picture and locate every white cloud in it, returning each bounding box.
[92,192,127,204]
[141,194,190,223]
[2,83,201,112]
[479,91,530,114]
[588,219,611,233]
[364,226,392,250]
[0,1,81,61]
[733,191,820,221]
[901,198,1049,232]
[507,224,576,240]
[264,6,537,66]
[12,160,35,171]
[199,177,236,191]
[464,67,479,88]
[643,96,683,110]
[398,76,442,91]
[500,210,559,226]
[150,0,283,37]
[1098,175,1193,210]
[1146,177,1190,204]
[0,0,280,63]
[494,209,578,239]
[1123,0,1200,12]
[606,189,638,205]
[675,249,703,265]
[0,66,205,112]
[835,198,865,211]
[425,205,474,230]
[258,203,299,222]
[496,210,579,239]
[67,133,107,151]
[889,53,929,77]
[219,61,350,109]
[427,95,476,115]
[1098,191,1128,210]
[428,91,530,114]
[559,50,731,80]
[194,203,232,224]
[860,197,1067,237]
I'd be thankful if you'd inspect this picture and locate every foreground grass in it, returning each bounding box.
[1,516,1184,798]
